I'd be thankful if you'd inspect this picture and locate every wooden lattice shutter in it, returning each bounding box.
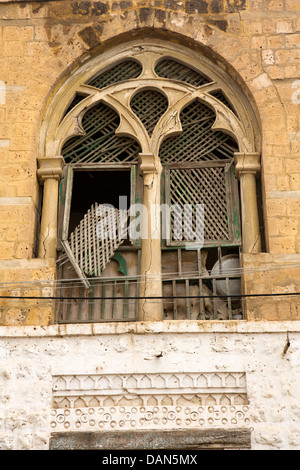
[160,98,240,246]
[130,89,169,137]
[58,167,129,288]
[87,59,142,89]
[164,163,241,246]
[165,164,230,244]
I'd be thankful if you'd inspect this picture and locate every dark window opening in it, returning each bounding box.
[208,89,237,116]
[61,92,89,122]
[69,170,131,237]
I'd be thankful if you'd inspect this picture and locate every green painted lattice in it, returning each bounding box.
[155,58,211,87]
[168,166,230,242]
[130,89,169,137]
[87,59,142,90]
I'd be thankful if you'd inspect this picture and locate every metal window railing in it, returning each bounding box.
[56,248,242,323]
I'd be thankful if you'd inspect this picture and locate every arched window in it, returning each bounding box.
[37,40,262,323]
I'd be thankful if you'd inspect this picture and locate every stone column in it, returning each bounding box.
[37,156,64,259]
[234,152,262,253]
[138,153,163,321]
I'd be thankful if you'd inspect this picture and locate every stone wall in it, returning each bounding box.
[0,258,56,325]
[0,321,300,450]
[242,253,300,320]
[0,1,299,452]
[0,0,299,251]
[0,0,299,324]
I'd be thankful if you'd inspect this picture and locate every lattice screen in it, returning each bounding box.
[208,89,237,116]
[87,59,142,89]
[62,93,89,120]
[155,58,211,87]
[159,99,238,163]
[130,89,169,137]
[168,166,230,242]
[69,203,128,277]
[62,102,141,164]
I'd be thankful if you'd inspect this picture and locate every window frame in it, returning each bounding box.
[57,163,142,287]
[37,40,262,323]
[162,161,241,248]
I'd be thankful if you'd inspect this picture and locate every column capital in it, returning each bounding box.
[138,153,158,187]
[37,156,65,183]
[234,152,261,179]
[138,153,158,173]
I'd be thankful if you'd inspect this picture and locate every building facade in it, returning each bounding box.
[0,0,300,450]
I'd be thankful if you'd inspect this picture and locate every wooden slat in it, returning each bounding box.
[212,278,217,320]
[172,280,177,319]
[168,166,229,242]
[62,102,141,165]
[112,281,117,319]
[159,99,238,163]
[130,89,168,137]
[155,58,211,87]
[123,280,129,319]
[87,59,142,90]
[197,249,205,319]
[226,277,232,320]
[101,282,106,320]
[88,286,95,321]
[185,279,191,319]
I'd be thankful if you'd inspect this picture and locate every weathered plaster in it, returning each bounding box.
[0,321,300,450]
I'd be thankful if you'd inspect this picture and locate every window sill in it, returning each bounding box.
[1,320,300,338]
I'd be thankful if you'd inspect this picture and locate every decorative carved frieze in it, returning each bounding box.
[51,372,250,432]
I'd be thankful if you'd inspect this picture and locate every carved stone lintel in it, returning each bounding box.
[37,156,65,183]
[234,152,261,178]
[50,372,249,435]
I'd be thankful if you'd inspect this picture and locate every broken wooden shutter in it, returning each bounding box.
[69,202,127,277]
[57,165,70,251]
[58,167,130,287]
[58,166,90,288]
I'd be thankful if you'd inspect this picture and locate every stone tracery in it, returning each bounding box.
[38,39,262,322]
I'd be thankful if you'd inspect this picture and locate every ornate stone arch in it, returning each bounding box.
[39,39,260,159]
[37,38,262,322]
